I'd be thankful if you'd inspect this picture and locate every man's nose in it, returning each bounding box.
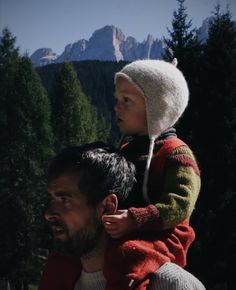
[44,204,59,222]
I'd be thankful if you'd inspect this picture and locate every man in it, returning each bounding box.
[39,143,205,290]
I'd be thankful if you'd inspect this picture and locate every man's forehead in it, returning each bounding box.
[48,172,79,189]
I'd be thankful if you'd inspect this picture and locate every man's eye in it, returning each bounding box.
[61,197,70,203]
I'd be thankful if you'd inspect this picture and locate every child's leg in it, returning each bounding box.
[103,219,195,290]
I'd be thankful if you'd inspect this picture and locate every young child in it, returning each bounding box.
[102,59,201,289]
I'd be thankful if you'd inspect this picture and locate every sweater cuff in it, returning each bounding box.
[128,205,162,229]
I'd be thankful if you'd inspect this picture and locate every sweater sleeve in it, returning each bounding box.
[38,253,81,290]
[128,146,201,231]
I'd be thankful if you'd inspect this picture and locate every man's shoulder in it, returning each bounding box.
[148,262,206,290]
[38,253,81,290]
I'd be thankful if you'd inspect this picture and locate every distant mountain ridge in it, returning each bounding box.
[30,25,167,67]
[29,18,219,67]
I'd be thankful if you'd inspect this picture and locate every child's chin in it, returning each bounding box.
[120,128,132,135]
[121,130,141,136]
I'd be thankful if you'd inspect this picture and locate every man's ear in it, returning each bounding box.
[97,194,118,216]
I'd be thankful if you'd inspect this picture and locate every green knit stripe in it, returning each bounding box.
[167,146,200,176]
[156,164,201,230]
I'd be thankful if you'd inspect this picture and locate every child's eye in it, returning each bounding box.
[123,97,130,103]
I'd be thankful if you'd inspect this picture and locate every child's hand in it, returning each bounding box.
[102,209,136,239]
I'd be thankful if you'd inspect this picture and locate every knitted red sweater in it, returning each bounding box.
[103,136,198,289]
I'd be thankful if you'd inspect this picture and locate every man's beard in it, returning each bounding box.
[50,213,103,257]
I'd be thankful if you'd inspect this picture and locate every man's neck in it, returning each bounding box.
[80,233,107,273]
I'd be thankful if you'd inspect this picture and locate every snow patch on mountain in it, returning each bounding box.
[30,48,57,67]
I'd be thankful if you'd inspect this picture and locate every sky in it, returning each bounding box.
[0,0,235,56]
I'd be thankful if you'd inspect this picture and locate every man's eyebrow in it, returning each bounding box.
[54,191,73,197]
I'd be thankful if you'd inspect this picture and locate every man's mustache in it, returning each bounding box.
[47,221,67,231]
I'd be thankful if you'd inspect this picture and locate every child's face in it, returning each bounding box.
[115,77,147,135]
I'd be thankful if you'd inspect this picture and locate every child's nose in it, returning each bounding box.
[114,101,121,113]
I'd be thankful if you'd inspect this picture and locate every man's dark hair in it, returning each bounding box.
[48,142,136,207]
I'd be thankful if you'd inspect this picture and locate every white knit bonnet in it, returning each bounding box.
[115,59,189,204]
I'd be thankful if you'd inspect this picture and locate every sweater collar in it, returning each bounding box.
[131,127,177,143]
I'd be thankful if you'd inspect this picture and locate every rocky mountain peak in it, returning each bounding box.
[30,20,214,67]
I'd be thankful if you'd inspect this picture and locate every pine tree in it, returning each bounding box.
[0,28,19,147]
[164,0,202,147]
[37,61,127,146]
[164,0,201,67]
[187,7,236,289]
[0,28,54,288]
[52,61,97,151]
[0,27,19,61]
[198,6,236,198]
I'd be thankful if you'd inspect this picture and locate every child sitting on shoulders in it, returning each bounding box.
[102,59,201,289]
